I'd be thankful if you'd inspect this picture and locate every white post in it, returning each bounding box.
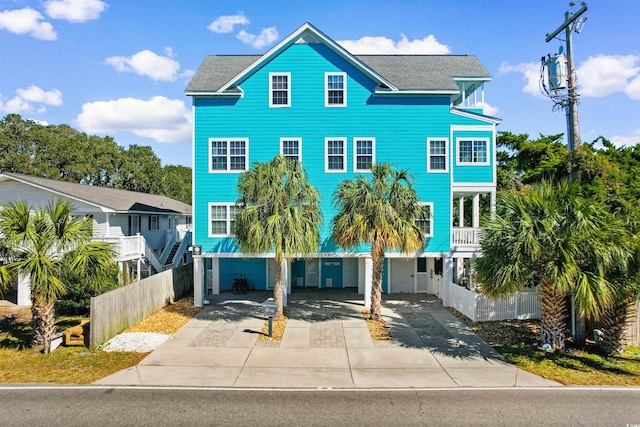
[17,273,31,306]
[193,255,204,308]
[210,257,219,295]
[472,194,480,229]
[282,261,290,308]
[136,258,141,282]
[490,190,497,217]
[364,257,373,309]
[458,197,465,227]
[443,257,454,307]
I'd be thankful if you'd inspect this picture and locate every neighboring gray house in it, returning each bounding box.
[0,172,192,305]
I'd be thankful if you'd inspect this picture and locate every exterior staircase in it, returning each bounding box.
[164,242,181,267]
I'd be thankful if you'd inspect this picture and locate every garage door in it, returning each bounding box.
[390,259,414,293]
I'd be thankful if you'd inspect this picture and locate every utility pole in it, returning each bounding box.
[545,2,588,345]
[545,2,588,151]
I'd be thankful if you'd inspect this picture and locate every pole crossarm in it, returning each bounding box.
[545,4,588,42]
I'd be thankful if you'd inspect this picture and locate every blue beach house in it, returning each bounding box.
[186,23,500,310]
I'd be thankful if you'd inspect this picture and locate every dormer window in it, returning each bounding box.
[325,72,346,107]
[269,73,290,107]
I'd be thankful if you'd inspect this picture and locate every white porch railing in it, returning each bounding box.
[452,227,482,246]
[95,235,144,261]
[448,283,540,322]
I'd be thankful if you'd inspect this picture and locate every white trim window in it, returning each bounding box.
[353,138,375,172]
[269,72,290,107]
[457,138,489,165]
[280,138,301,162]
[148,215,159,231]
[209,138,248,172]
[415,203,433,237]
[427,138,448,172]
[209,203,240,236]
[325,72,346,107]
[325,138,346,172]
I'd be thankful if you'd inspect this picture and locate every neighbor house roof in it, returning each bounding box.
[0,173,192,214]
[185,23,491,95]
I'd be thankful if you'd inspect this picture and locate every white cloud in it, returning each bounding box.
[337,34,450,54]
[207,13,249,33]
[76,96,191,144]
[576,55,640,97]
[0,8,56,40]
[45,0,107,22]
[499,61,544,98]
[611,129,640,148]
[626,75,640,100]
[0,85,63,114]
[16,85,63,106]
[475,102,499,116]
[237,27,278,49]
[105,48,186,82]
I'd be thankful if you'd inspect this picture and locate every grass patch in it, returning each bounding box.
[448,307,640,385]
[0,346,148,384]
[0,294,201,383]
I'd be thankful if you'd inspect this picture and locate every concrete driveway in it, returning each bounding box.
[96,289,561,388]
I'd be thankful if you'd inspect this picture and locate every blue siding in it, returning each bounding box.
[452,130,494,183]
[193,43,494,257]
[219,258,267,291]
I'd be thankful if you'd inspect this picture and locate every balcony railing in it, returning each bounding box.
[452,227,482,246]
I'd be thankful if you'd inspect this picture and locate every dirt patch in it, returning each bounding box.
[124,294,202,335]
[0,301,31,325]
[446,307,540,347]
[362,310,392,341]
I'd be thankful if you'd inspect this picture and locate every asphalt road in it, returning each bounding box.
[1,386,639,426]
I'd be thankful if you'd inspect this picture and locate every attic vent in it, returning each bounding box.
[295,33,321,44]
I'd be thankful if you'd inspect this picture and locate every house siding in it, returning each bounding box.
[193,44,493,256]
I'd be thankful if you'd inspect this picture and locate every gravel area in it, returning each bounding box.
[101,332,170,352]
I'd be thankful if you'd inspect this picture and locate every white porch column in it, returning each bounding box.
[472,194,480,229]
[210,257,219,295]
[17,273,31,306]
[364,257,373,309]
[458,197,465,227]
[443,257,454,307]
[282,260,290,308]
[193,255,204,308]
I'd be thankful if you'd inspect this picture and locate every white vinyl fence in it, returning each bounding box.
[448,283,540,322]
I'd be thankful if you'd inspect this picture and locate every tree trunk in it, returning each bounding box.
[31,300,56,353]
[369,249,385,321]
[599,297,632,355]
[539,280,567,350]
[272,259,285,321]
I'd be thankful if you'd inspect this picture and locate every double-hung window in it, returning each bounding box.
[325,72,346,107]
[353,138,375,172]
[209,203,240,236]
[148,215,159,231]
[325,138,346,172]
[269,72,290,107]
[427,138,448,172]
[280,138,301,162]
[415,203,433,237]
[457,138,489,165]
[209,138,248,172]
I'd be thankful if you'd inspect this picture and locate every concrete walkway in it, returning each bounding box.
[96,289,561,388]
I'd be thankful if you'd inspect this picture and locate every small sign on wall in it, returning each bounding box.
[324,261,340,266]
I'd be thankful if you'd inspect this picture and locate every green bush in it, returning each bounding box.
[55,264,120,316]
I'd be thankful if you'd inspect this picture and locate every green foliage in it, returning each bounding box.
[55,265,119,316]
[235,156,321,318]
[0,114,191,203]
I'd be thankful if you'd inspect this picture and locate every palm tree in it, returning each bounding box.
[235,156,321,320]
[475,180,633,350]
[331,163,428,321]
[0,199,115,352]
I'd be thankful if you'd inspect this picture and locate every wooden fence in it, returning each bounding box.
[89,262,193,348]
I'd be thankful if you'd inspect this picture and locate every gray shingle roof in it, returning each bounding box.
[185,54,490,93]
[0,173,191,214]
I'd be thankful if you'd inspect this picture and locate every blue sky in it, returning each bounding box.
[1,0,639,167]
